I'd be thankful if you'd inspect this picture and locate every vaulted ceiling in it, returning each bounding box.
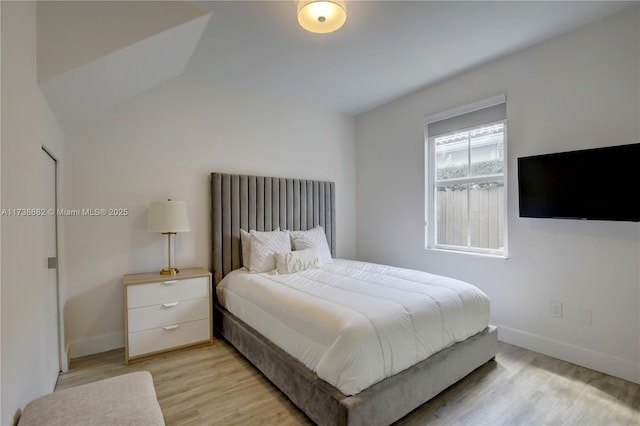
[37,1,211,133]
[37,1,634,134]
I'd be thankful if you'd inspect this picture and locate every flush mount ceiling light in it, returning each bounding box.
[297,0,347,33]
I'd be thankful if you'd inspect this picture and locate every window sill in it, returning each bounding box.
[426,247,509,259]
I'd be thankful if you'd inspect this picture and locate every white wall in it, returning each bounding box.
[1,2,66,424]
[356,8,639,383]
[64,73,357,357]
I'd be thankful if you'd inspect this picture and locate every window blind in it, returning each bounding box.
[427,102,506,137]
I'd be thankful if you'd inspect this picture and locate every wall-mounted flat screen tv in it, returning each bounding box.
[518,143,639,222]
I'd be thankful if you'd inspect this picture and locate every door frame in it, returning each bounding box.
[42,146,68,373]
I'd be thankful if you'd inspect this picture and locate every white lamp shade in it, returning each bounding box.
[298,0,346,34]
[147,200,190,233]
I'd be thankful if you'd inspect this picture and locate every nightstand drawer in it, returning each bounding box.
[127,277,209,308]
[128,318,210,358]
[128,297,209,333]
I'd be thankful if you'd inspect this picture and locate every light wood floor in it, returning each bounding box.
[56,339,639,425]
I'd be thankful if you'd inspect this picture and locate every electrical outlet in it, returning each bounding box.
[551,302,563,318]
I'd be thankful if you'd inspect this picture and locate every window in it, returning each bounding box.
[425,97,507,256]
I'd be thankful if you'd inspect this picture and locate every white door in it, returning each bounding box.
[42,148,60,390]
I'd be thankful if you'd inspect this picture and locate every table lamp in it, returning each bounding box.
[147,199,190,275]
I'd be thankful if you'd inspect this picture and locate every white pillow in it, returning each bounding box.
[276,248,323,275]
[241,227,280,270]
[290,226,333,264]
[240,229,252,269]
[248,229,291,273]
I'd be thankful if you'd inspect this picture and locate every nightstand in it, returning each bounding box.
[123,267,212,364]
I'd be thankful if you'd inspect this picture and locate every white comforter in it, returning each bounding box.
[216,259,490,395]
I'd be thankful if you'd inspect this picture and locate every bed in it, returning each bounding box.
[211,173,497,426]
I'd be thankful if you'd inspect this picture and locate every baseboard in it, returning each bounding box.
[497,325,640,384]
[62,342,71,372]
[69,331,124,359]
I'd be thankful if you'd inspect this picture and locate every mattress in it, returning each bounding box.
[216,259,490,396]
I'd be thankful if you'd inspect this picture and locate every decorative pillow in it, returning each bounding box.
[276,248,323,275]
[290,226,333,264]
[240,229,252,269]
[249,229,291,273]
[241,227,280,270]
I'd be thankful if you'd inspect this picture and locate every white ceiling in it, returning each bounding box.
[37,1,212,134]
[189,1,635,115]
[40,14,211,133]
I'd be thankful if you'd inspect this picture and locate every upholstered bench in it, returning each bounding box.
[18,371,164,425]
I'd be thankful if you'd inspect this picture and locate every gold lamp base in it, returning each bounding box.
[159,232,179,275]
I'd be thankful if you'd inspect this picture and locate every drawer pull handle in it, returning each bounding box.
[163,324,180,331]
[162,302,179,308]
[163,280,178,285]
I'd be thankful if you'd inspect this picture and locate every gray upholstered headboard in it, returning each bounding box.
[211,173,336,284]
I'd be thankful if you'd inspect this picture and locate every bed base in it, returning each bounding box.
[215,304,498,426]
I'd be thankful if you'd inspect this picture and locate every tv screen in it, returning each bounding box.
[518,143,640,222]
